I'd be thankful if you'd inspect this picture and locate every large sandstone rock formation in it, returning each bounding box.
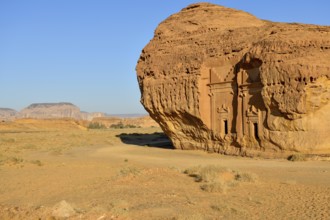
[136,3,330,157]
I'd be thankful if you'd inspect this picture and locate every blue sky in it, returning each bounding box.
[1,0,329,114]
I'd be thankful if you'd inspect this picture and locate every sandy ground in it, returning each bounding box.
[0,121,329,219]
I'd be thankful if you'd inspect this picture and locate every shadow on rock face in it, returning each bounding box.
[116,132,174,149]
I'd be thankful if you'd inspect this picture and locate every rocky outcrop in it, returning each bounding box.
[19,103,83,119]
[0,108,18,121]
[19,102,105,120]
[136,3,330,157]
[81,112,106,121]
[1,103,105,121]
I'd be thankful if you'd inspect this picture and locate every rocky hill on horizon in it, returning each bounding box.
[0,102,105,121]
[19,102,86,120]
[0,102,151,123]
[0,108,18,121]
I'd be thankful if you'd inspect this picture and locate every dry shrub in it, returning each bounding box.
[0,138,16,143]
[119,167,140,176]
[200,182,227,193]
[287,154,307,162]
[184,165,231,182]
[0,156,25,167]
[30,160,43,166]
[7,157,24,165]
[184,165,258,193]
[183,165,201,176]
[235,171,258,182]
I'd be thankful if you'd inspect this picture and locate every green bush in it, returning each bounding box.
[110,122,125,129]
[88,122,106,129]
[110,122,141,129]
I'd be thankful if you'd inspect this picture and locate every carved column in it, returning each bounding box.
[210,92,215,131]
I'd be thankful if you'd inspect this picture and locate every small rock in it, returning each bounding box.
[97,214,106,220]
[52,200,76,218]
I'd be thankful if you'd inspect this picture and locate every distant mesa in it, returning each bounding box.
[20,102,87,120]
[0,108,18,121]
[0,102,105,121]
[0,103,154,128]
[26,102,75,109]
[136,3,330,157]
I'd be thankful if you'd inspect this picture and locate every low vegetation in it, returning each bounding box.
[119,166,141,176]
[287,154,307,162]
[87,122,106,129]
[234,171,259,182]
[0,156,24,166]
[110,122,141,129]
[184,165,258,193]
[30,160,43,166]
[88,122,142,129]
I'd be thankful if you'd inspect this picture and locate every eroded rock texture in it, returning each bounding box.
[136,3,330,157]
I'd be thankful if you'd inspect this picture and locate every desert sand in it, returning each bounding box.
[0,119,329,219]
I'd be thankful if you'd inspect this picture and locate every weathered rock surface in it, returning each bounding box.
[136,3,330,157]
[0,108,18,121]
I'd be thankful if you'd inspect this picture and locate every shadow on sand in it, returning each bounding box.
[116,132,174,149]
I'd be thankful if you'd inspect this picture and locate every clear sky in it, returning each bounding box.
[1,0,329,114]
